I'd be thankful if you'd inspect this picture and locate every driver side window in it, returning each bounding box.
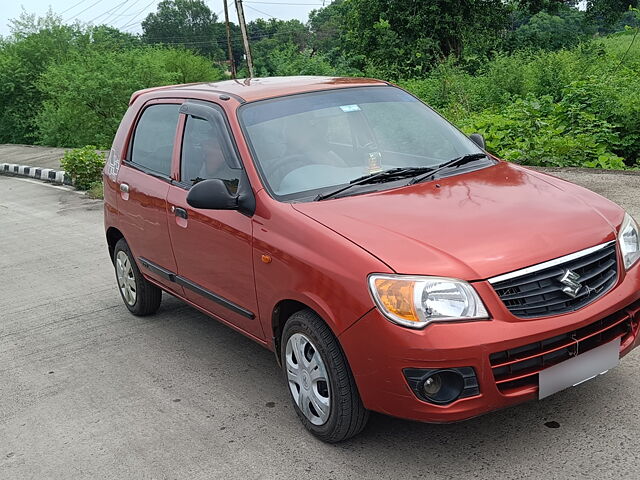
[181,115,240,194]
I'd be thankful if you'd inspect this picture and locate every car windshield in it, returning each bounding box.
[239,86,486,200]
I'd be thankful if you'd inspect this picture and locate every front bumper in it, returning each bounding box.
[339,263,640,423]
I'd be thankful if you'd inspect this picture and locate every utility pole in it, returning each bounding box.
[234,0,254,78]
[223,0,236,78]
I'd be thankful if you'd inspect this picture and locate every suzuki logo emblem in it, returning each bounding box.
[559,270,582,298]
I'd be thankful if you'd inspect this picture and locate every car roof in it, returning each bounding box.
[131,76,390,104]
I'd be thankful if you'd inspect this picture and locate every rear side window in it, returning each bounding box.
[181,115,241,193]
[130,104,180,176]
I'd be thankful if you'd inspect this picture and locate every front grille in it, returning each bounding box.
[490,304,638,393]
[491,242,618,318]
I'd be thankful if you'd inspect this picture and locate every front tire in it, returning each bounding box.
[113,238,162,316]
[281,309,369,442]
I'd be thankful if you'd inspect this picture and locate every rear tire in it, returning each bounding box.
[281,309,369,442]
[113,238,161,316]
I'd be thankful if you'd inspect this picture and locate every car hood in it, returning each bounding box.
[292,162,624,280]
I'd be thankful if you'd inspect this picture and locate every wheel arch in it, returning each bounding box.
[106,227,125,263]
[272,299,335,365]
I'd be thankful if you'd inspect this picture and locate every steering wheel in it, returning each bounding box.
[266,154,310,191]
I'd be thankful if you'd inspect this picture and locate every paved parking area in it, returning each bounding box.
[0,144,107,171]
[0,144,69,170]
[0,171,639,479]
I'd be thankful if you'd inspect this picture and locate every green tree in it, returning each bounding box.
[512,0,578,15]
[586,0,639,28]
[308,0,348,57]
[342,0,509,78]
[247,18,309,51]
[36,47,224,147]
[7,8,63,38]
[87,25,141,49]
[245,18,316,76]
[141,0,225,59]
[0,10,82,143]
[506,9,594,51]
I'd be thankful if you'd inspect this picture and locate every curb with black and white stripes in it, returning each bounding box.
[0,162,71,185]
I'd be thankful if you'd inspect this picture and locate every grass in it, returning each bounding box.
[86,180,104,199]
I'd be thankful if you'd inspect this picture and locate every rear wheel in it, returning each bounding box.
[281,309,368,442]
[113,238,161,316]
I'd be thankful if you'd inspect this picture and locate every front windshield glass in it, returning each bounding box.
[239,86,485,200]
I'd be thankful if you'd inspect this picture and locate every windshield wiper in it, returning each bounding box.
[408,153,488,185]
[314,167,433,201]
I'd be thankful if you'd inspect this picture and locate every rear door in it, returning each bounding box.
[116,100,183,293]
[166,101,263,340]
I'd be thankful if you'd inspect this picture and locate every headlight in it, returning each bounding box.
[368,274,489,329]
[619,213,640,270]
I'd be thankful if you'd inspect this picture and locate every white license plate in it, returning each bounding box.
[538,337,620,400]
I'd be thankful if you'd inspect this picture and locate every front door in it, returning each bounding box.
[166,101,263,340]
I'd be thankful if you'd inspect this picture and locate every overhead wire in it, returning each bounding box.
[118,0,158,30]
[64,0,106,22]
[244,4,279,19]
[103,0,139,23]
[87,0,130,24]
[59,0,93,16]
[59,0,326,32]
[118,0,322,44]
[138,25,306,43]
[245,1,324,5]
[107,5,146,20]
[105,1,145,22]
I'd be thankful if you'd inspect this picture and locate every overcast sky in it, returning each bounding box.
[0,0,331,36]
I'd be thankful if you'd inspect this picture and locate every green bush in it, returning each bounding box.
[399,60,488,117]
[60,146,105,190]
[401,31,640,168]
[457,95,626,169]
[505,10,594,52]
[248,42,342,77]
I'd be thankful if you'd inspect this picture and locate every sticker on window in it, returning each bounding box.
[339,104,361,113]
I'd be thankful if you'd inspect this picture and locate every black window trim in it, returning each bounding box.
[125,102,181,182]
[175,99,246,191]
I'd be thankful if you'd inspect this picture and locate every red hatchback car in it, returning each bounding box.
[104,76,640,442]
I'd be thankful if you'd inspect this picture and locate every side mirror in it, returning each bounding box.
[186,179,238,210]
[469,133,486,150]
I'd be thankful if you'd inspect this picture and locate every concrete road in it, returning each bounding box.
[1,172,639,480]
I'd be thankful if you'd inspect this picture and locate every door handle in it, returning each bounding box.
[174,207,188,219]
[119,182,130,200]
